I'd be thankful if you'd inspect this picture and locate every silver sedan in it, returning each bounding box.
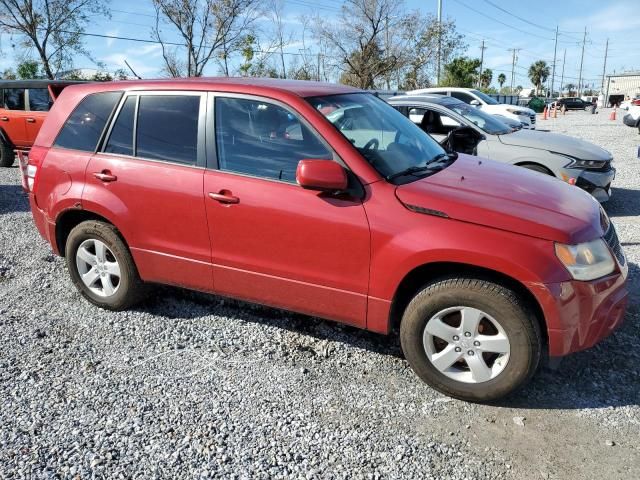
[388,95,616,202]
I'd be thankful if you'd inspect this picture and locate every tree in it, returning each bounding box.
[528,60,550,95]
[153,0,259,77]
[0,0,108,79]
[1,68,16,79]
[497,73,506,89]
[17,60,41,79]
[478,68,492,89]
[564,83,575,95]
[400,15,465,90]
[314,0,414,89]
[440,57,481,88]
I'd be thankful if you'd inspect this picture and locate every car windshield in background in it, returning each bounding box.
[308,93,447,181]
[470,89,499,105]
[448,103,512,135]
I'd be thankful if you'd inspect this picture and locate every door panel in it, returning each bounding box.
[85,154,213,292]
[203,171,370,326]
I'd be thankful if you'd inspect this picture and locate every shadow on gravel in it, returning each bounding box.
[605,187,640,217]
[0,184,30,214]
[138,261,639,411]
[139,285,404,359]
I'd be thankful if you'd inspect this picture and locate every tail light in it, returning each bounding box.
[20,145,49,195]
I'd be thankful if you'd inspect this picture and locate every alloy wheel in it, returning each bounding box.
[75,239,121,297]
[422,306,511,383]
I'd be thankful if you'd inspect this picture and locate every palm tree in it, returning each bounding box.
[479,68,492,88]
[497,73,506,89]
[528,60,551,95]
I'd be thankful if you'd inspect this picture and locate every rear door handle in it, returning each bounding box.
[0,117,7,121]
[26,118,36,123]
[208,190,239,204]
[93,170,117,182]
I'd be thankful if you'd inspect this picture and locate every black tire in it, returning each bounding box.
[400,277,542,402]
[65,220,147,310]
[0,137,15,167]
[520,163,553,176]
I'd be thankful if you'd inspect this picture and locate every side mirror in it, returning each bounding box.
[470,99,481,107]
[296,159,348,192]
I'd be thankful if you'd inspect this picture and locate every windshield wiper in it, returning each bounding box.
[386,153,457,181]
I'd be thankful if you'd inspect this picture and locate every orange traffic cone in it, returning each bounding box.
[543,106,548,120]
[609,107,617,121]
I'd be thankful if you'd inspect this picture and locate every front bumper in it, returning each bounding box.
[532,267,628,357]
[560,165,616,203]
[623,113,638,127]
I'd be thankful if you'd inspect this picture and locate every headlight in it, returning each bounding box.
[555,239,615,281]
[506,108,528,116]
[567,159,608,169]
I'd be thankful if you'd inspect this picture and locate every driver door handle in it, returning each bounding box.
[209,190,239,204]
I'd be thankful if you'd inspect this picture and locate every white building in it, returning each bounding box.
[603,72,640,106]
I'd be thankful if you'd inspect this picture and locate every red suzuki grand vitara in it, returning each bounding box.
[23,79,628,402]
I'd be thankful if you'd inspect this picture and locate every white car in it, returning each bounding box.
[623,105,640,133]
[407,87,537,129]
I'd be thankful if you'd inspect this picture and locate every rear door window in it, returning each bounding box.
[4,88,25,110]
[54,91,122,151]
[136,95,199,165]
[28,88,52,111]
[104,96,136,156]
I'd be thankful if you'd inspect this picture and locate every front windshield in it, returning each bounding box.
[470,89,499,105]
[308,93,447,180]
[447,102,512,135]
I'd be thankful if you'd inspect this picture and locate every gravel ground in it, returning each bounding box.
[0,109,639,479]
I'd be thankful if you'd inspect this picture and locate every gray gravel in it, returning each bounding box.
[1,109,639,479]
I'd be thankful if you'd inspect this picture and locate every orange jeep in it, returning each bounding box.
[0,80,85,167]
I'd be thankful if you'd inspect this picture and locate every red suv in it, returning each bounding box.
[0,80,84,167]
[24,79,628,402]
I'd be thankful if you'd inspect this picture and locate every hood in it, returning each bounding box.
[498,130,612,161]
[481,104,535,115]
[394,155,602,244]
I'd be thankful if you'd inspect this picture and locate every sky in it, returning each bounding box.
[0,0,638,90]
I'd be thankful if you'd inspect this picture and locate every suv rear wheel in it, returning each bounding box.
[0,137,15,167]
[65,220,147,310]
[400,277,541,402]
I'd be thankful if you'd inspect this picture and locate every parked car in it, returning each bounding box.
[24,79,628,402]
[388,95,616,202]
[407,87,537,129]
[492,114,524,131]
[0,80,84,167]
[553,97,592,111]
[623,105,640,133]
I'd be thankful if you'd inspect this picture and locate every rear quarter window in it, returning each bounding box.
[54,91,122,152]
[28,88,53,111]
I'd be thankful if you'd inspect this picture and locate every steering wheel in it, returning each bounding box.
[363,138,379,150]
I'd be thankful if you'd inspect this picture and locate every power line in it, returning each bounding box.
[450,0,554,41]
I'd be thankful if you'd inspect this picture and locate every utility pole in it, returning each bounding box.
[436,0,442,85]
[559,49,566,96]
[550,25,559,97]
[600,38,609,96]
[478,40,487,88]
[385,15,390,90]
[577,26,587,98]
[508,48,521,93]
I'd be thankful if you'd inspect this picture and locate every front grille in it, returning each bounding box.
[529,114,536,124]
[604,224,626,266]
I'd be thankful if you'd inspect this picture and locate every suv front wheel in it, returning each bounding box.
[400,277,541,402]
[65,220,147,310]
